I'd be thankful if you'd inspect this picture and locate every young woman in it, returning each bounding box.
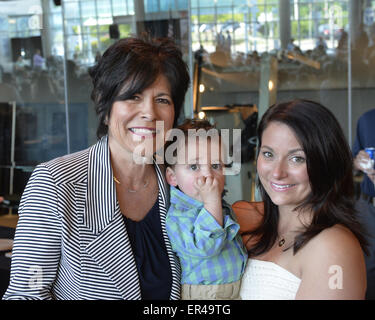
[240,99,368,300]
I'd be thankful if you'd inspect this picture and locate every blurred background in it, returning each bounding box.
[0,0,374,209]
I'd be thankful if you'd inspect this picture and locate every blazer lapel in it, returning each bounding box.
[85,136,116,234]
[83,136,141,299]
[155,162,181,299]
[85,207,141,299]
[82,139,179,299]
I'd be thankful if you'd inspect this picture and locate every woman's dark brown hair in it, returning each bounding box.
[89,36,190,139]
[245,99,368,256]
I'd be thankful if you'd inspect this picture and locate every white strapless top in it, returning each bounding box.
[240,259,301,300]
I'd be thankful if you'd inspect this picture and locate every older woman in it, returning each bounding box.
[240,99,368,300]
[4,37,190,300]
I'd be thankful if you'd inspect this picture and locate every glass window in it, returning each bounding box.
[112,0,127,16]
[67,34,82,54]
[2,0,374,219]
[190,0,375,205]
[64,1,80,19]
[17,17,31,33]
[144,0,158,13]
[160,0,171,11]
[52,13,63,27]
[7,18,16,34]
[97,0,112,18]
[65,19,82,35]
[177,0,189,10]
[119,24,132,38]
[81,1,97,18]
[126,0,135,15]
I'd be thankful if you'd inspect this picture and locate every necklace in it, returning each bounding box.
[278,232,297,248]
[113,175,149,193]
[278,237,286,247]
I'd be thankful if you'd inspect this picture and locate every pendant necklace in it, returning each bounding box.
[113,175,149,193]
[278,231,296,248]
[278,237,286,247]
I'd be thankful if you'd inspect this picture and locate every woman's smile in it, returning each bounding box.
[129,127,157,138]
[270,182,297,191]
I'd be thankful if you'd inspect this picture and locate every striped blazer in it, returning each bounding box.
[3,136,181,300]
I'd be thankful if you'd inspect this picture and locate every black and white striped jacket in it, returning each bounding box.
[3,136,181,300]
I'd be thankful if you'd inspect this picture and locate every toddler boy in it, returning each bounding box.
[165,119,247,300]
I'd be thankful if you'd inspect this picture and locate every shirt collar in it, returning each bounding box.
[169,185,204,210]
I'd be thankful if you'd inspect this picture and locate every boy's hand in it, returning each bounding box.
[195,176,223,203]
[194,176,224,226]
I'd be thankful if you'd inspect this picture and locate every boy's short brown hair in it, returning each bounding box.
[165,119,220,167]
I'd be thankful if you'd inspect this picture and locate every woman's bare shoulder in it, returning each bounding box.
[301,224,364,261]
[310,224,361,250]
[295,224,367,299]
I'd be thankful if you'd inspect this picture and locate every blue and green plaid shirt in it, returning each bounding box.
[166,186,248,285]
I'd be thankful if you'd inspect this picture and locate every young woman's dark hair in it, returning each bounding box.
[245,99,368,256]
[89,36,190,138]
